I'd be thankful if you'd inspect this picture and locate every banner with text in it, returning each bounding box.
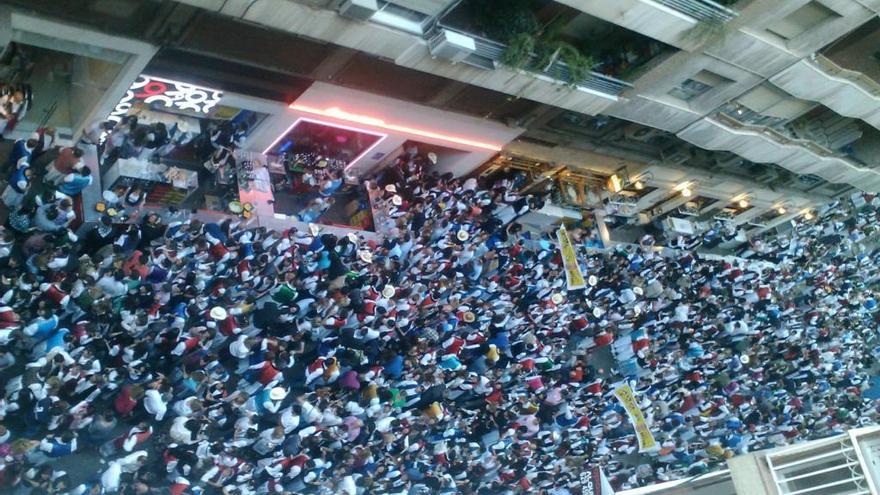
[613,384,657,453]
[557,224,587,290]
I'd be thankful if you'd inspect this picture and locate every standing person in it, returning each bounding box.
[1,166,31,210]
[44,146,84,185]
[4,137,36,172]
[31,126,56,162]
[58,167,93,197]
[0,89,27,136]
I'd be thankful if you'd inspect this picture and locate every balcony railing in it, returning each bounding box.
[431,25,633,97]
[653,0,738,23]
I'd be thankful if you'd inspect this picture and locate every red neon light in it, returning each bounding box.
[289,104,503,152]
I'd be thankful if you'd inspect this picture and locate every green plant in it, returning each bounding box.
[474,0,595,88]
[501,33,537,70]
[471,0,539,43]
[557,42,594,87]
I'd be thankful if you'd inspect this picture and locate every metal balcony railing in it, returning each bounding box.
[432,25,633,97]
[653,0,738,23]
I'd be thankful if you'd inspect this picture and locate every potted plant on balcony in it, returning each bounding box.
[472,0,594,88]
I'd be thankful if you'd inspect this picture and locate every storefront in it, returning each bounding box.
[243,82,522,230]
[99,74,270,212]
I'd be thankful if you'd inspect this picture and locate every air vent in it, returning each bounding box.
[339,0,379,21]
[428,29,477,65]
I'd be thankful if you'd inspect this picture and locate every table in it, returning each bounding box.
[102,158,198,207]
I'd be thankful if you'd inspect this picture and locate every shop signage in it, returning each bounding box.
[109,75,223,122]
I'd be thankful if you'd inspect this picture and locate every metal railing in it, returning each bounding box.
[653,0,738,23]
[432,25,633,97]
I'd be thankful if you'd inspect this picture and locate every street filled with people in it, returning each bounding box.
[0,129,879,494]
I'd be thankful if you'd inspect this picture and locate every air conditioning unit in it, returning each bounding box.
[624,124,662,142]
[663,146,692,165]
[339,0,379,21]
[428,29,477,64]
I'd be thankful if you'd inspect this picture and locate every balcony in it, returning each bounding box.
[653,0,737,24]
[771,54,880,131]
[677,113,880,193]
[428,25,632,96]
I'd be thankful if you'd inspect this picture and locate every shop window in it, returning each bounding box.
[667,70,731,102]
[371,1,430,34]
[766,1,841,40]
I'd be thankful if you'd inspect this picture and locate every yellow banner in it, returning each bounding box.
[556,224,586,290]
[613,384,658,453]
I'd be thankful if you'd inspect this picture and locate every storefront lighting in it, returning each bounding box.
[777,206,787,215]
[607,174,623,193]
[738,199,749,209]
[681,187,693,198]
[803,211,814,220]
[288,104,503,151]
[634,180,644,190]
[263,117,388,176]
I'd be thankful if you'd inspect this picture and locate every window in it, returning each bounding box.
[370,1,430,35]
[667,70,731,102]
[766,1,841,40]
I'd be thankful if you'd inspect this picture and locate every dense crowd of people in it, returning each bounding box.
[0,128,878,495]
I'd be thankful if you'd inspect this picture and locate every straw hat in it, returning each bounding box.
[209,307,228,320]
[456,230,470,241]
[384,184,397,193]
[633,305,642,316]
[358,250,373,263]
[633,286,644,296]
[463,311,476,323]
[739,355,750,365]
[593,307,604,318]
[269,387,287,400]
[391,195,402,206]
[382,285,396,298]
[588,275,598,286]
[347,232,358,243]
[551,293,564,305]
[427,152,438,164]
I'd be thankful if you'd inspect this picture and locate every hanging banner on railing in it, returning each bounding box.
[613,384,657,453]
[557,223,586,290]
[575,466,615,495]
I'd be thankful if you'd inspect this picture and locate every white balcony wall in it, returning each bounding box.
[771,57,880,131]
[677,117,880,192]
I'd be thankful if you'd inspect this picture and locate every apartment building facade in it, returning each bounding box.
[4,0,880,238]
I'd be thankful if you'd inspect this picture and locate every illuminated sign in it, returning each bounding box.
[289,104,503,152]
[263,117,388,178]
[108,75,223,122]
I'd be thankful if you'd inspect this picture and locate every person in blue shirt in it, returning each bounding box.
[58,166,93,196]
[5,137,37,171]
